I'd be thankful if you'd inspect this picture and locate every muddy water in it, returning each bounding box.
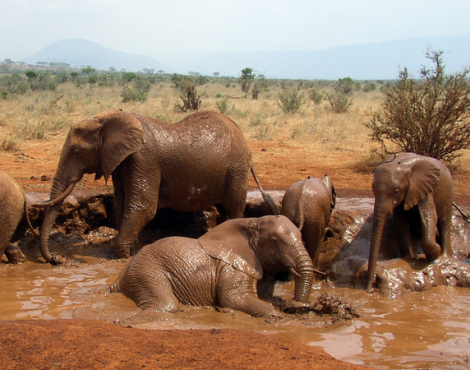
[2,243,470,370]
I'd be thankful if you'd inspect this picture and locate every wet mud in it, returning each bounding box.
[2,190,470,369]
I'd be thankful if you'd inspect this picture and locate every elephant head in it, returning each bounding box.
[199,215,314,303]
[366,153,441,291]
[34,109,144,264]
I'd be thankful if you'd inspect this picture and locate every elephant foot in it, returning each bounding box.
[5,244,26,264]
[423,243,441,261]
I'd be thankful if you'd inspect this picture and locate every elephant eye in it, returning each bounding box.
[270,236,279,247]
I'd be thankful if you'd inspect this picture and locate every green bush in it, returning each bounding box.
[278,85,305,114]
[367,49,470,162]
[308,88,323,104]
[216,97,228,114]
[174,78,201,112]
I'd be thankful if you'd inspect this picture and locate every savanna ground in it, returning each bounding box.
[1,73,470,369]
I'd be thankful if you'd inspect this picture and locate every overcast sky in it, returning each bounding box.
[2,0,470,63]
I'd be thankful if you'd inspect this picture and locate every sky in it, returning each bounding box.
[1,0,470,64]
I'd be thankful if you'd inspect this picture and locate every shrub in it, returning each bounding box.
[278,85,305,114]
[216,97,228,114]
[308,88,323,104]
[174,78,201,112]
[121,87,147,103]
[366,49,470,162]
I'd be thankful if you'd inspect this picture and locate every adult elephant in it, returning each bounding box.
[366,152,454,291]
[0,171,37,265]
[108,215,314,318]
[34,109,276,263]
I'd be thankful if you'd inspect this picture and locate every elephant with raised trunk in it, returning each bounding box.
[366,152,454,291]
[280,175,336,270]
[34,109,276,263]
[0,171,37,265]
[108,215,314,318]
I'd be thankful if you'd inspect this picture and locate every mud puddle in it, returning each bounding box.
[2,236,470,370]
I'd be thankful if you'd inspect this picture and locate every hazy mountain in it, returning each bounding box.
[22,35,470,80]
[172,35,470,80]
[22,39,170,72]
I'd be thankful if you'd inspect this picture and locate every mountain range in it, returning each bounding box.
[22,35,470,80]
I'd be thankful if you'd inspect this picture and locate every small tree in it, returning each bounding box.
[240,67,254,96]
[367,49,470,162]
[172,75,201,112]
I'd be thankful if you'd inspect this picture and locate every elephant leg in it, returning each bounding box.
[218,270,278,318]
[418,196,441,261]
[437,210,453,258]
[257,272,276,301]
[221,167,250,219]
[112,173,125,230]
[133,274,181,312]
[393,207,414,258]
[4,244,26,264]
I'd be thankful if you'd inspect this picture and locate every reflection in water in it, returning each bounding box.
[1,257,470,369]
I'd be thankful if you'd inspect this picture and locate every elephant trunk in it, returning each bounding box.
[292,248,315,303]
[366,205,389,291]
[39,177,77,264]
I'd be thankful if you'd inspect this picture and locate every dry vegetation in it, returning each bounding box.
[1,74,470,200]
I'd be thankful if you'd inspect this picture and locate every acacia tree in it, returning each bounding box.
[367,49,470,162]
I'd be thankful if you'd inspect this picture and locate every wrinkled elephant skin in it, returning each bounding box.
[36,109,274,263]
[108,215,315,318]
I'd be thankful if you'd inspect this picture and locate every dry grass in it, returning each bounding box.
[1,79,470,197]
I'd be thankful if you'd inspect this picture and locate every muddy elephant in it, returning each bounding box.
[108,215,314,318]
[280,175,336,269]
[366,152,454,291]
[0,171,36,265]
[34,109,276,263]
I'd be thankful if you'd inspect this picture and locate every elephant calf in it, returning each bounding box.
[0,171,36,265]
[280,175,336,269]
[109,215,315,318]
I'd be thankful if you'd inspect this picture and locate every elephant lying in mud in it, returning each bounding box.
[366,153,454,291]
[280,175,336,270]
[0,171,37,265]
[34,109,276,263]
[108,215,315,318]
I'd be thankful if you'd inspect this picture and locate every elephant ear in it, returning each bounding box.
[96,110,144,182]
[198,220,263,279]
[321,174,336,212]
[404,158,441,210]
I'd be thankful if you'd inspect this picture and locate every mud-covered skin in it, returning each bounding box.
[366,153,454,291]
[280,175,336,269]
[0,171,33,265]
[109,215,315,318]
[36,109,272,263]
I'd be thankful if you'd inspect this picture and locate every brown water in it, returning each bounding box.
[2,245,470,370]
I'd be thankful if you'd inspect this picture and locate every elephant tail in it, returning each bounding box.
[23,200,39,237]
[250,166,280,215]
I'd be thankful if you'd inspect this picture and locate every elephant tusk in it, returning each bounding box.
[290,268,301,278]
[33,182,76,208]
